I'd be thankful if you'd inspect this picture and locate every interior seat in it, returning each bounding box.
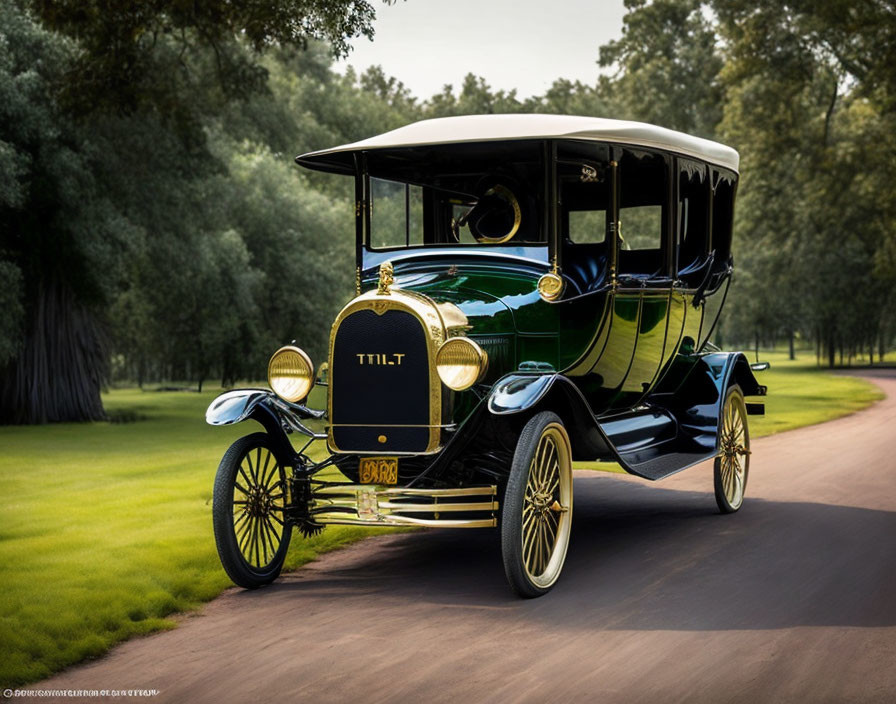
[562,242,607,294]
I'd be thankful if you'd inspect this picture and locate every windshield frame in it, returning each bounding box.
[355,139,556,272]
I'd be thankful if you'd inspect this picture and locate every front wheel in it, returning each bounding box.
[501,411,574,598]
[714,385,750,513]
[213,432,292,588]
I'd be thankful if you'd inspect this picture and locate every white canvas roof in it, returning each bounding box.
[296,114,739,174]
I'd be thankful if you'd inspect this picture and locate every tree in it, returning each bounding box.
[425,74,527,118]
[1,1,385,422]
[29,0,381,123]
[0,4,123,421]
[713,0,896,363]
[598,0,724,137]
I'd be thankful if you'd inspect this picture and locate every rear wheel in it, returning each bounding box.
[501,411,574,598]
[213,433,292,588]
[714,385,750,513]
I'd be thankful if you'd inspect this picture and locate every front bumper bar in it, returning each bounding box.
[309,484,499,528]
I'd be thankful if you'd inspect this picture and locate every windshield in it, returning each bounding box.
[365,140,546,253]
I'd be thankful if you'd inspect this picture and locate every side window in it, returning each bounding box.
[711,169,736,262]
[620,205,662,251]
[369,178,424,249]
[678,159,709,274]
[568,209,607,244]
[557,141,610,244]
[617,149,669,275]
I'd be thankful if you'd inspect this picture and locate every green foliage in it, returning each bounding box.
[0,1,394,418]
[0,3,123,421]
[427,74,527,117]
[29,0,380,125]
[216,140,353,365]
[712,0,896,362]
[599,0,723,137]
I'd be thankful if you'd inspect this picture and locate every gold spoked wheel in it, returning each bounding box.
[232,446,287,569]
[714,385,750,513]
[502,411,573,598]
[213,433,292,588]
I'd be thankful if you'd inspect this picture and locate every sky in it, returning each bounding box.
[335,0,628,100]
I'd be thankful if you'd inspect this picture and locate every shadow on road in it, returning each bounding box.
[240,475,896,631]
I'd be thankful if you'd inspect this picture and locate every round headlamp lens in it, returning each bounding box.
[436,337,488,391]
[268,345,313,403]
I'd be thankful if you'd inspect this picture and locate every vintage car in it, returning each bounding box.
[206,114,766,597]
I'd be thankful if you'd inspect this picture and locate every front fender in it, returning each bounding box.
[487,373,616,461]
[206,389,273,425]
[206,389,324,466]
[487,373,556,415]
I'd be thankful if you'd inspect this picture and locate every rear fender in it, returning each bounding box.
[649,352,765,455]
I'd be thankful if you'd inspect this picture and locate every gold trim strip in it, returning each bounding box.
[377,501,499,513]
[316,485,496,497]
[310,484,499,528]
[312,515,497,528]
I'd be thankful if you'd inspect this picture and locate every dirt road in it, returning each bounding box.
[34,372,896,703]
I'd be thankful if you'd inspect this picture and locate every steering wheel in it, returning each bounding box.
[459,183,522,244]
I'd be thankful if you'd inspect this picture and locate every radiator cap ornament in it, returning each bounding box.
[377,261,394,295]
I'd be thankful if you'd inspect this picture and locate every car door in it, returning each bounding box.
[608,147,677,411]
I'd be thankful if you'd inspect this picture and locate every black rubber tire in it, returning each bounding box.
[501,411,574,598]
[714,384,750,514]
[213,432,292,588]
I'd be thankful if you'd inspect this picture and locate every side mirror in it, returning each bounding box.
[750,362,770,372]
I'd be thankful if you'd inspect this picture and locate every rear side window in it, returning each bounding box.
[617,148,670,277]
[712,169,736,262]
[678,159,709,274]
[617,148,668,253]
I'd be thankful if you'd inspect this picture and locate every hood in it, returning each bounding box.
[392,266,542,336]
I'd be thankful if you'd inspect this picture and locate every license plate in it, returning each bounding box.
[359,457,398,485]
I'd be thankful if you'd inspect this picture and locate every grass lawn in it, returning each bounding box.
[745,350,884,436]
[0,353,885,685]
[0,385,384,686]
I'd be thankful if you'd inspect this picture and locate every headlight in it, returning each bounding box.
[268,345,314,403]
[436,337,488,391]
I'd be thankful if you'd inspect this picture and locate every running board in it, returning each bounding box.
[597,407,716,481]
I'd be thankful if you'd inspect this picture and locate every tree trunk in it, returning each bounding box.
[0,280,107,423]
[788,329,795,360]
